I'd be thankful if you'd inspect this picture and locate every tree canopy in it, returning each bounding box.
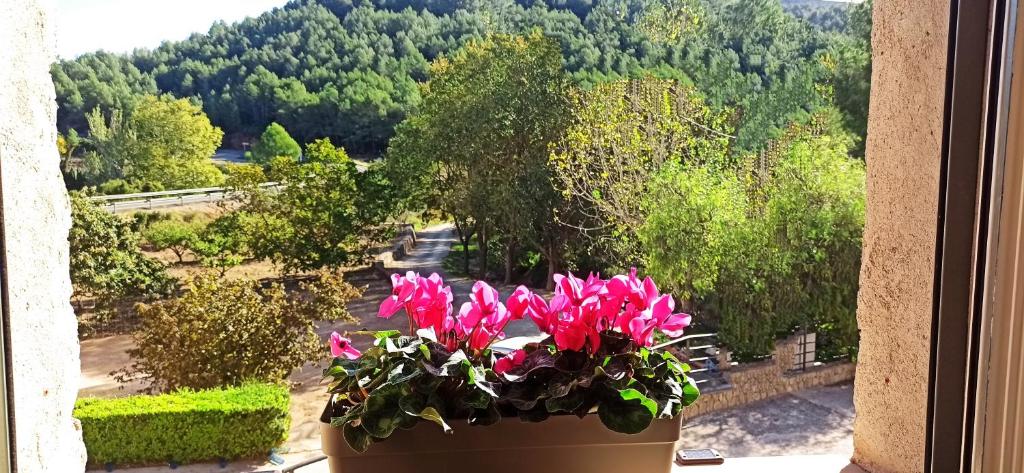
[250,122,302,165]
[53,0,869,157]
[83,95,225,189]
[388,32,574,285]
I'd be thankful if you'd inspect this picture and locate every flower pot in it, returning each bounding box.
[320,414,682,473]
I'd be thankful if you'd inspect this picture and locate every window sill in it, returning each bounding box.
[674,455,863,473]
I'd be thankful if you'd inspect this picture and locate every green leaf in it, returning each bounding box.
[397,397,454,434]
[597,388,657,434]
[468,404,501,426]
[343,423,375,453]
[360,385,408,438]
[682,377,700,406]
[374,330,402,340]
[545,391,585,414]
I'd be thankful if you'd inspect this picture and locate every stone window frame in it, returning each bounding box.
[2,0,1024,471]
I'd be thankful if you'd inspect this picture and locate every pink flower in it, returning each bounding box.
[649,293,692,338]
[494,349,527,375]
[411,273,454,338]
[553,272,604,307]
[628,317,658,347]
[330,333,361,360]
[506,285,533,321]
[378,272,420,318]
[458,282,502,328]
[606,270,692,345]
[457,281,512,352]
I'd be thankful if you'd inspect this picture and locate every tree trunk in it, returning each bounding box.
[504,241,516,285]
[546,247,558,291]
[462,240,472,275]
[478,227,489,280]
[453,219,474,276]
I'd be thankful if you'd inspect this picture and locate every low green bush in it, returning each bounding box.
[75,383,290,467]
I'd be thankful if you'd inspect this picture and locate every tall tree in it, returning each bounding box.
[126,95,225,188]
[84,95,225,189]
[388,32,573,286]
[550,78,735,270]
[227,139,384,273]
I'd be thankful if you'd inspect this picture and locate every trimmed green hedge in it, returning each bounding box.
[75,383,290,467]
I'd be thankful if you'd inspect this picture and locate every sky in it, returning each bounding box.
[54,0,290,59]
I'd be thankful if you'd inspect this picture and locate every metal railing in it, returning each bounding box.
[788,330,818,373]
[654,333,727,389]
[255,455,327,473]
[88,182,279,212]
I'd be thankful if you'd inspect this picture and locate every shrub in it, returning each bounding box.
[69,194,175,301]
[117,274,329,392]
[96,179,166,195]
[298,271,364,322]
[638,131,865,357]
[75,383,289,467]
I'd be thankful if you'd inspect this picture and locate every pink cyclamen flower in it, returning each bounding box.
[458,281,509,334]
[378,271,421,318]
[649,292,692,338]
[330,333,362,360]
[410,273,454,337]
[493,349,527,375]
[506,285,533,321]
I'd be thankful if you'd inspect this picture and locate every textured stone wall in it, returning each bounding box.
[681,335,856,421]
[851,0,949,471]
[0,0,89,471]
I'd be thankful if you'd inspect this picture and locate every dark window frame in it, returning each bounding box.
[928,0,1013,470]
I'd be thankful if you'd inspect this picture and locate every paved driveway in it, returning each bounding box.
[679,383,855,458]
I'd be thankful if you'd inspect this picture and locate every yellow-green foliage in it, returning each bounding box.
[75,383,289,467]
[640,129,865,358]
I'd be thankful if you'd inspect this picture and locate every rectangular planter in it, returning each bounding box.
[320,414,682,473]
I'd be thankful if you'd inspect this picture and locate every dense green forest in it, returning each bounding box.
[52,0,871,157]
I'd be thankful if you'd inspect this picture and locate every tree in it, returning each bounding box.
[822,0,872,157]
[84,95,225,190]
[229,139,385,273]
[53,0,869,163]
[191,214,248,277]
[637,124,865,357]
[388,33,574,286]
[550,78,735,270]
[250,122,301,165]
[69,194,174,303]
[126,95,225,188]
[143,219,202,263]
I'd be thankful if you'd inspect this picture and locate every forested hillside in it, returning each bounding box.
[52,0,871,156]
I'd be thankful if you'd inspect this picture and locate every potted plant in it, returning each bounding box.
[320,270,700,473]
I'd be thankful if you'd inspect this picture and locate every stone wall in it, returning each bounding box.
[852,0,948,470]
[0,0,89,471]
[374,224,418,269]
[681,335,856,421]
